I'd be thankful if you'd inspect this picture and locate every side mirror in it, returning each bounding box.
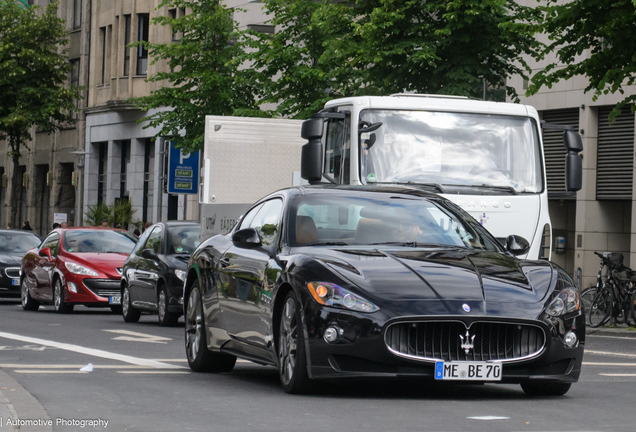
[38,247,52,261]
[563,130,583,192]
[300,118,323,184]
[505,235,530,256]
[141,249,158,260]
[232,228,261,249]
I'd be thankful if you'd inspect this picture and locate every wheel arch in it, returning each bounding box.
[272,282,295,359]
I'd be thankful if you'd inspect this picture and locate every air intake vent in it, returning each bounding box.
[597,105,635,200]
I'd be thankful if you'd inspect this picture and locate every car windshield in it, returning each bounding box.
[359,110,543,193]
[63,230,138,254]
[166,225,201,255]
[289,192,504,251]
[0,232,40,254]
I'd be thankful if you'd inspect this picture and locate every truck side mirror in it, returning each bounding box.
[300,118,323,184]
[563,130,583,192]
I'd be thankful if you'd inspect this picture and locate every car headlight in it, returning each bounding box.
[174,270,186,282]
[65,262,99,277]
[546,287,580,316]
[307,282,379,313]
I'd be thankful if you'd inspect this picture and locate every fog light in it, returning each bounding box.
[564,331,578,348]
[67,282,78,294]
[323,326,343,343]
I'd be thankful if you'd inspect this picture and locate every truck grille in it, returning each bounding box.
[385,320,546,363]
[83,279,121,298]
[4,268,20,278]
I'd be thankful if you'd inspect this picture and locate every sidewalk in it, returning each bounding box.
[0,371,51,432]
[586,323,636,336]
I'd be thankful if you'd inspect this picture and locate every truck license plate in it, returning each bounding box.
[109,296,121,305]
[435,361,502,381]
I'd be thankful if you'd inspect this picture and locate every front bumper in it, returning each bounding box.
[0,267,21,297]
[63,275,121,306]
[300,296,585,384]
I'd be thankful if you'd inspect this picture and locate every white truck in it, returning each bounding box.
[200,94,583,259]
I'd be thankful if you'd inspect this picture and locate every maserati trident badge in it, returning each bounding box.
[462,304,470,312]
[459,330,476,354]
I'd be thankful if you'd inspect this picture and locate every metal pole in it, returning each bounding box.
[156,139,166,222]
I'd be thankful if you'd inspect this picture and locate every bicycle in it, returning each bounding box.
[587,252,636,328]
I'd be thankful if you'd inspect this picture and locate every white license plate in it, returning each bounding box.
[435,361,502,381]
[109,296,121,305]
[11,279,19,286]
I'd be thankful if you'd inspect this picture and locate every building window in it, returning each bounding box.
[97,143,107,205]
[137,14,149,75]
[73,0,81,30]
[70,59,80,87]
[123,15,131,76]
[169,9,177,41]
[120,140,130,199]
[100,27,106,84]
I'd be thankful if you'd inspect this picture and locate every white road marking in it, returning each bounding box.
[116,371,191,375]
[151,359,189,362]
[0,345,52,351]
[587,335,636,340]
[586,349,636,359]
[466,416,510,420]
[13,370,89,374]
[599,373,636,377]
[102,330,172,344]
[584,362,636,366]
[0,331,184,369]
[1,364,156,369]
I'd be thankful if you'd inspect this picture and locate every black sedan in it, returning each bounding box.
[121,221,200,326]
[0,230,41,299]
[182,186,584,395]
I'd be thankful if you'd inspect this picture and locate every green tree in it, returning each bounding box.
[130,0,263,154]
[527,0,636,120]
[0,2,82,228]
[246,0,541,119]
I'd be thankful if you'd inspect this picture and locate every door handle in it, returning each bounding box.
[219,258,230,268]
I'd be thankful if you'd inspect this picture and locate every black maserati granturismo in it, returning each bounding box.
[182,185,584,395]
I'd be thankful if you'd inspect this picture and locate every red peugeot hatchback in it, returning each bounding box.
[20,227,138,313]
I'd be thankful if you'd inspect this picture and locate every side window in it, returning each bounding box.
[249,199,283,246]
[132,228,153,257]
[238,203,263,231]
[323,110,351,184]
[145,227,163,254]
[42,234,60,257]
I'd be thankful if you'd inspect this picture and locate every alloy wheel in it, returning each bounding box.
[123,287,130,316]
[158,290,166,322]
[279,297,298,385]
[54,281,61,310]
[185,289,202,362]
[21,280,28,308]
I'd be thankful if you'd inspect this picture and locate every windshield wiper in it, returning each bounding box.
[376,182,446,193]
[304,242,349,246]
[368,242,419,247]
[443,184,518,195]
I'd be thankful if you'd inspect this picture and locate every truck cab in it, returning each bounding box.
[300,94,583,260]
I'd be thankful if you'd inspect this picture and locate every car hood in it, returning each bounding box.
[301,246,554,304]
[67,253,128,278]
[0,254,23,266]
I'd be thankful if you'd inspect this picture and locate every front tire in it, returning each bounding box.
[185,281,236,372]
[53,279,74,314]
[158,284,179,327]
[121,284,141,323]
[21,278,39,311]
[278,291,311,394]
[521,382,572,396]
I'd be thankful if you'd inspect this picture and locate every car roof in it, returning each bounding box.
[159,221,200,227]
[280,184,442,200]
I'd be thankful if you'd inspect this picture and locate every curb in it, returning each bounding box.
[0,371,51,432]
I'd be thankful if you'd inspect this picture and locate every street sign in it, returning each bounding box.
[167,142,199,195]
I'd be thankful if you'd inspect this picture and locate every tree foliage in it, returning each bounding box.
[245,0,542,119]
[130,0,263,154]
[528,0,636,120]
[0,2,82,227]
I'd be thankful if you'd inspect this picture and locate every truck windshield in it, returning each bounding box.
[359,110,543,193]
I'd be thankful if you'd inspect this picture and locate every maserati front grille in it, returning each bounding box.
[385,320,546,363]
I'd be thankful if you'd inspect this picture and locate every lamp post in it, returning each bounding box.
[71,150,89,226]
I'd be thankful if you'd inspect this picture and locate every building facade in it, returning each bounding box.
[510,0,636,288]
